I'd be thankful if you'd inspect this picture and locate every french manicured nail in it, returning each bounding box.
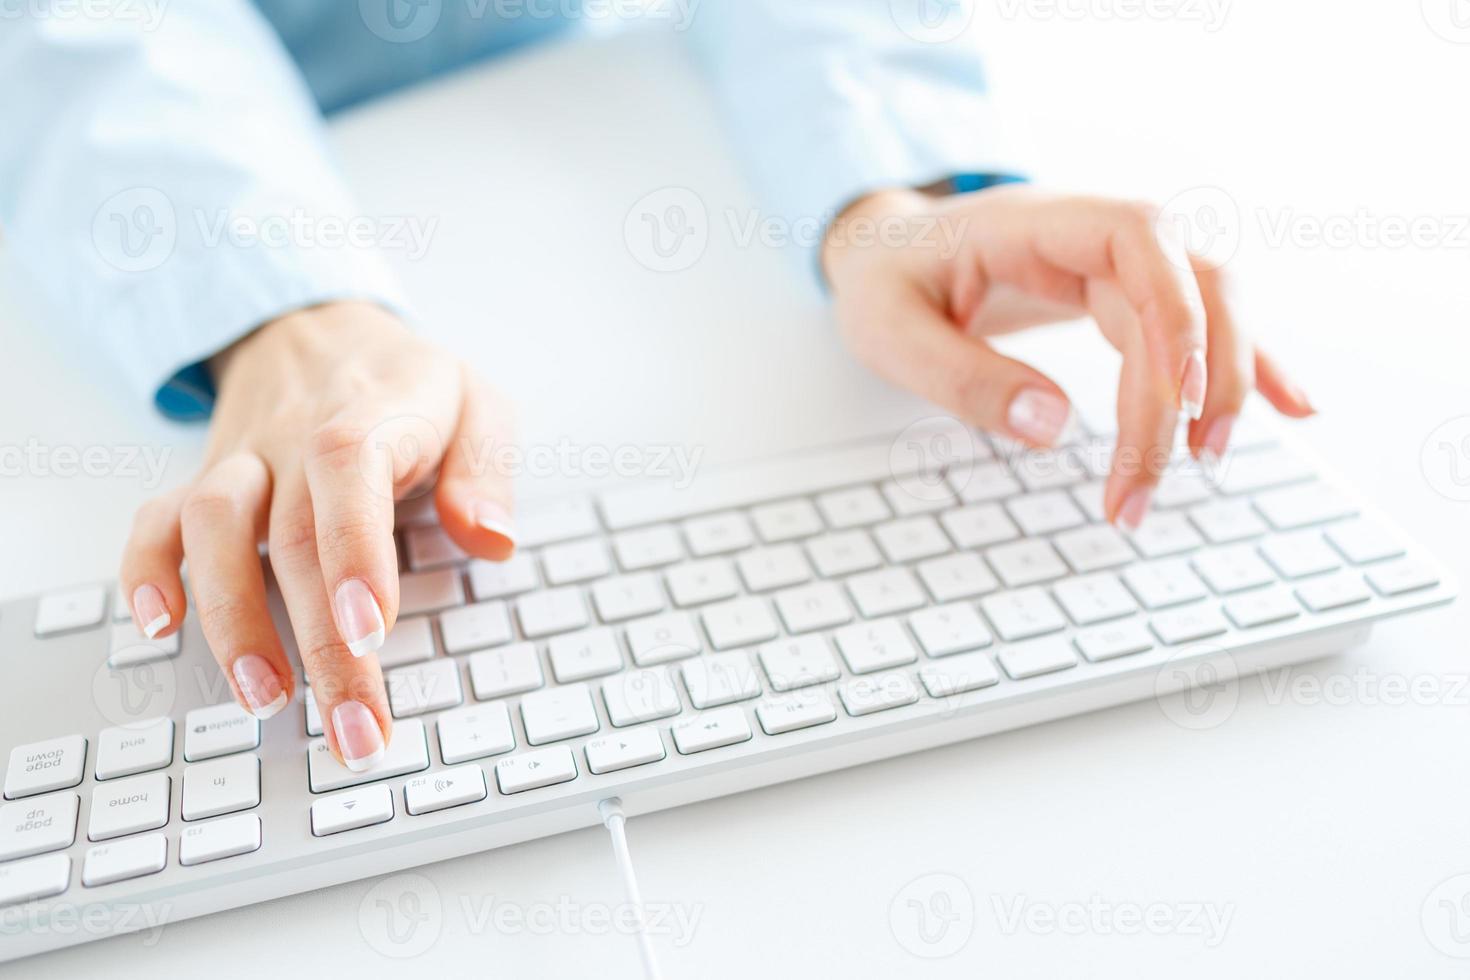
[474,500,518,545]
[331,700,385,772]
[132,584,170,639]
[1179,351,1207,421]
[1006,387,1071,446]
[333,578,385,657]
[1202,413,1236,461]
[1117,486,1154,531]
[232,655,287,720]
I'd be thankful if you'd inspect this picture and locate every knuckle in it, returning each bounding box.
[316,510,386,564]
[193,590,257,640]
[307,422,370,466]
[269,513,318,565]
[180,486,247,528]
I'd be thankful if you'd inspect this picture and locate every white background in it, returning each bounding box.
[2,2,1469,976]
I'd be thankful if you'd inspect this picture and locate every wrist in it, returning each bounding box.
[208,301,407,389]
[820,187,934,291]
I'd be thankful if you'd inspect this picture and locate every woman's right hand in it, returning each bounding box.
[119,301,517,770]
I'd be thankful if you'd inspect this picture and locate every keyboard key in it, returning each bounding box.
[874,516,951,564]
[404,524,466,571]
[987,540,1068,588]
[939,503,1018,550]
[1153,470,1213,509]
[437,702,517,763]
[591,573,667,622]
[701,596,782,650]
[613,524,685,571]
[585,727,667,774]
[310,785,394,837]
[881,477,954,516]
[1129,512,1206,558]
[1150,605,1230,645]
[751,499,824,543]
[496,746,578,794]
[404,765,488,816]
[439,600,514,654]
[89,772,169,841]
[468,554,539,600]
[1191,545,1276,595]
[178,813,260,866]
[111,586,132,622]
[1074,620,1155,662]
[602,668,682,727]
[304,688,323,736]
[671,707,753,753]
[664,559,740,607]
[548,627,625,682]
[736,545,813,592]
[1295,573,1373,612]
[817,486,890,528]
[950,461,1021,503]
[918,651,1000,697]
[1054,525,1136,573]
[1189,499,1268,544]
[998,637,1078,680]
[757,636,842,692]
[399,568,465,615]
[34,586,107,636]
[1224,589,1302,628]
[1366,560,1440,597]
[834,618,919,674]
[520,683,600,744]
[1212,446,1313,495]
[806,530,883,577]
[82,834,167,886]
[1123,560,1210,610]
[756,691,838,735]
[95,717,174,780]
[1260,532,1342,579]
[541,538,612,586]
[1071,481,1107,523]
[1326,520,1405,565]
[909,603,993,657]
[517,499,600,548]
[981,588,1068,641]
[468,643,545,700]
[5,734,86,800]
[1254,483,1356,530]
[0,854,70,905]
[377,616,436,668]
[1011,448,1088,492]
[627,611,705,664]
[0,792,78,860]
[1007,491,1085,537]
[917,552,998,602]
[839,672,920,716]
[775,582,854,634]
[517,587,589,638]
[387,658,464,718]
[1053,572,1138,625]
[108,622,180,668]
[181,754,258,821]
[847,567,927,618]
[682,511,755,556]
[183,703,260,762]
[682,652,762,708]
[307,719,430,793]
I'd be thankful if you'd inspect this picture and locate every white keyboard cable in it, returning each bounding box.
[597,797,665,980]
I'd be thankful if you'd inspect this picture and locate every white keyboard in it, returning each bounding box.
[0,417,1455,961]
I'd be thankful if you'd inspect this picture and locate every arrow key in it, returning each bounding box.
[495,746,578,795]
[310,784,395,837]
[585,726,667,774]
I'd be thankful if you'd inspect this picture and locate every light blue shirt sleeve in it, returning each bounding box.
[682,0,1019,253]
[0,3,407,419]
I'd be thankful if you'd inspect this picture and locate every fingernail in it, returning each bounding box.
[1117,486,1154,531]
[132,584,170,639]
[1202,413,1236,462]
[1006,387,1072,446]
[331,700,385,772]
[474,500,518,545]
[1179,351,1207,421]
[232,655,287,720]
[333,578,385,657]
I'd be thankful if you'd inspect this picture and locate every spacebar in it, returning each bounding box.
[307,719,429,793]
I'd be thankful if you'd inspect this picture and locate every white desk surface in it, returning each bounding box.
[3,9,1469,978]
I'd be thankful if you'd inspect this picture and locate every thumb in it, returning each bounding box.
[854,288,1074,447]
